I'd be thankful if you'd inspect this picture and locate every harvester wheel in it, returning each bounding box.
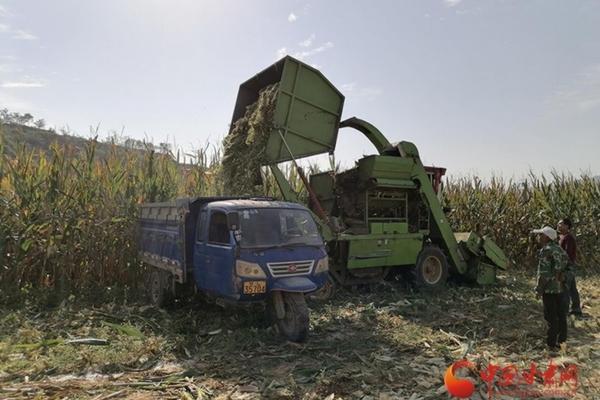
[413,246,448,290]
[270,292,309,342]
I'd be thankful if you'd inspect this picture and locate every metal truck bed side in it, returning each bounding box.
[138,196,274,283]
[138,200,189,283]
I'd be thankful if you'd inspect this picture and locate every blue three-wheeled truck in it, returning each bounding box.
[138,197,329,341]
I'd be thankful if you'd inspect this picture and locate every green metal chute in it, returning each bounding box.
[229,56,344,164]
[339,117,392,154]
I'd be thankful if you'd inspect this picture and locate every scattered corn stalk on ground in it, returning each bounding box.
[1,272,598,399]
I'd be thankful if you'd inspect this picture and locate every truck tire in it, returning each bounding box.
[271,292,309,342]
[148,268,167,307]
[308,275,336,301]
[413,246,449,290]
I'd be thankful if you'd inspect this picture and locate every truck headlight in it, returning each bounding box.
[315,257,329,274]
[235,260,266,278]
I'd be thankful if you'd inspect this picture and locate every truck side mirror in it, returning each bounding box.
[227,212,240,231]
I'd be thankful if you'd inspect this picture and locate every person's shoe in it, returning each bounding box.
[547,345,560,356]
[574,313,590,320]
[559,342,567,352]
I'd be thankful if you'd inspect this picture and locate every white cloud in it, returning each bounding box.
[292,41,333,60]
[299,33,315,48]
[288,13,297,22]
[12,29,37,40]
[547,64,600,113]
[340,82,382,101]
[444,0,463,7]
[315,41,333,51]
[276,36,334,62]
[341,82,356,92]
[1,81,46,88]
[276,47,287,60]
[356,87,383,101]
[0,6,38,40]
[0,55,22,74]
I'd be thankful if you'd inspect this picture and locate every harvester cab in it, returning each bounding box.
[229,56,509,289]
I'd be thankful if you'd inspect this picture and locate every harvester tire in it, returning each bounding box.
[413,246,449,290]
[271,292,309,342]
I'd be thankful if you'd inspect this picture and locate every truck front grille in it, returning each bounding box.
[267,260,314,277]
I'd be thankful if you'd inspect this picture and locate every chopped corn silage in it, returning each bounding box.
[222,83,279,195]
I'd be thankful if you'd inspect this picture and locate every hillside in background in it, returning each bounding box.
[0,122,149,161]
[0,110,180,162]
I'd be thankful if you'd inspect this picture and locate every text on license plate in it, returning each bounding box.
[243,281,266,294]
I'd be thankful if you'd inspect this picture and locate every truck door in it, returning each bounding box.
[203,210,236,295]
[193,209,209,290]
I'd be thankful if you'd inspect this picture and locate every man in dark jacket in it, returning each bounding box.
[557,218,583,318]
[533,226,570,350]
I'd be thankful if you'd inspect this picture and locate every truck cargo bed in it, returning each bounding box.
[138,196,257,283]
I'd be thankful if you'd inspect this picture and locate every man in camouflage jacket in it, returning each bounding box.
[533,226,570,350]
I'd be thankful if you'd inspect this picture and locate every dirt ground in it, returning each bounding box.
[1,272,598,400]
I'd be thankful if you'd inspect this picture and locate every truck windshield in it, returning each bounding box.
[237,208,322,248]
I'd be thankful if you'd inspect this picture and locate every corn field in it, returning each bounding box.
[443,174,600,270]
[1,128,599,302]
[0,127,312,302]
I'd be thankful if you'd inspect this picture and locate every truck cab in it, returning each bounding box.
[193,199,328,301]
[138,197,328,342]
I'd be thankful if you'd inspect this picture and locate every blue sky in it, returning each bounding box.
[0,0,599,178]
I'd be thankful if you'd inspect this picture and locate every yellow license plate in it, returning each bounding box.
[243,281,266,294]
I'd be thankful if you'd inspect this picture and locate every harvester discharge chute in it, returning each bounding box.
[228,56,509,289]
[229,56,343,164]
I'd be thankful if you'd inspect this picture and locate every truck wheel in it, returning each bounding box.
[413,246,448,290]
[308,275,336,301]
[148,268,167,307]
[271,292,309,342]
